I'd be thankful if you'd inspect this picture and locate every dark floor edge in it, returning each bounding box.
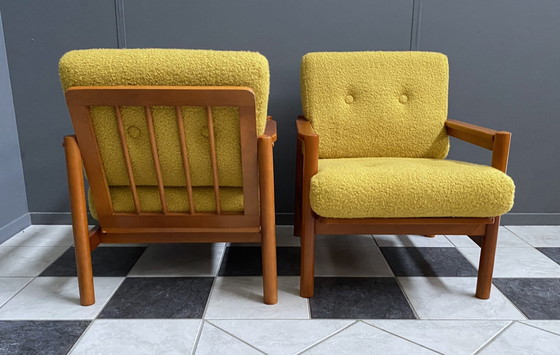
[0,213,31,244]
[27,212,560,226]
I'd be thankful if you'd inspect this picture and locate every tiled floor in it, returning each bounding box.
[0,225,559,354]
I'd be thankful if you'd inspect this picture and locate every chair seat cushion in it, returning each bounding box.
[88,186,244,219]
[310,157,515,218]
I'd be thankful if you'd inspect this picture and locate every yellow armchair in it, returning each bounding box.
[295,51,514,300]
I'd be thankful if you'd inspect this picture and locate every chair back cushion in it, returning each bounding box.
[59,49,269,188]
[301,51,450,159]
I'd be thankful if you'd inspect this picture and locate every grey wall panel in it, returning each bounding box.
[0,10,29,241]
[124,0,414,214]
[420,0,560,217]
[0,0,118,213]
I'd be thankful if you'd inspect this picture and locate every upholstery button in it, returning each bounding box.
[127,126,141,138]
[399,94,408,104]
[345,95,354,104]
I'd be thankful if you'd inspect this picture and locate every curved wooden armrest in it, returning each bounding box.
[259,118,277,143]
[296,116,318,141]
[445,119,511,172]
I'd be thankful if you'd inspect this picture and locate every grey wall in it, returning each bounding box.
[0,0,558,225]
[0,11,29,242]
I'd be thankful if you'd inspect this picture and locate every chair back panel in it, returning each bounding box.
[301,51,450,159]
[65,86,260,230]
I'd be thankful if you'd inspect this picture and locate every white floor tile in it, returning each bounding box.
[70,319,201,355]
[0,278,32,307]
[209,320,352,355]
[397,277,526,320]
[506,226,560,247]
[479,322,560,354]
[0,277,123,320]
[374,234,453,247]
[204,277,309,320]
[458,247,560,277]
[304,321,436,354]
[1,225,75,247]
[195,322,262,354]
[0,246,68,276]
[521,320,560,336]
[128,244,225,277]
[447,227,531,248]
[315,246,393,277]
[365,320,510,355]
[316,234,375,247]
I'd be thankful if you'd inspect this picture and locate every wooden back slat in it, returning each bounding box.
[114,106,141,214]
[206,106,221,214]
[175,106,196,214]
[64,86,260,231]
[144,106,168,214]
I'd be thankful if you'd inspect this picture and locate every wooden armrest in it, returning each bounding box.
[445,119,511,173]
[259,118,277,143]
[445,119,502,150]
[296,116,318,141]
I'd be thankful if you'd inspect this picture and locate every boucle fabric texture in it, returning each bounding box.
[301,51,450,159]
[88,187,243,219]
[310,158,515,218]
[59,48,269,188]
[59,49,269,217]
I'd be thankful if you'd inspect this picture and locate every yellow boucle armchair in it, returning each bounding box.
[295,51,514,300]
[60,49,278,306]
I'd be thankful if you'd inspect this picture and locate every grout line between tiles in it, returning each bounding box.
[519,321,560,337]
[472,320,514,354]
[296,320,359,354]
[205,321,266,354]
[191,319,206,355]
[0,276,36,310]
[393,276,420,319]
[93,277,127,320]
[66,319,96,354]
[200,276,218,320]
[362,321,444,354]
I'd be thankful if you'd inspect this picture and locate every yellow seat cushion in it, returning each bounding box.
[310,158,515,218]
[89,187,243,219]
[301,51,450,159]
[59,49,269,188]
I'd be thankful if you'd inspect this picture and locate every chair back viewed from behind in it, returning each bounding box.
[301,51,450,159]
[59,49,278,306]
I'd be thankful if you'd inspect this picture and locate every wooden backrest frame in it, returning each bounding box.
[65,86,260,232]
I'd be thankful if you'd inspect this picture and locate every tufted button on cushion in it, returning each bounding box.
[127,126,141,138]
[345,95,354,104]
[399,94,408,104]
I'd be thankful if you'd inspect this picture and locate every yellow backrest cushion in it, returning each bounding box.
[301,51,450,159]
[59,49,269,187]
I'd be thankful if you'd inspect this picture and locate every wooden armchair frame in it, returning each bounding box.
[63,86,278,306]
[294,116,511,299]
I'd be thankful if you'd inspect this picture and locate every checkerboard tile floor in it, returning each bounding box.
[1,225,559,354]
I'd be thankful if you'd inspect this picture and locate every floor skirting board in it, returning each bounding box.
[26,212,560,226]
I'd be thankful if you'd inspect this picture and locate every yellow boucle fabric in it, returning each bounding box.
[301,51,450,159]
[310,158,515,218]
[59,49,269,187]
[89,187,243,219]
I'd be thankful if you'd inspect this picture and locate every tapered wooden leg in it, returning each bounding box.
[64,136,95,306]
[300,224,315,298]
[258,137,278,305]
[475,217,500,299]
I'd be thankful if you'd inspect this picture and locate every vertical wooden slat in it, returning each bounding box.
[206,106,221,214]
[145,106,168,214]
[175,106,196,214]
[114,106,141,214]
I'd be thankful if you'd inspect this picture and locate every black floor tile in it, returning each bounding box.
[40,247,146,277]
[218,246,300,276]
[380,247,478,277]
[537,248,560,265]
[0,321,89,355]
[310,277,416,319]
[98,277,213,319]
[493,278,560,319]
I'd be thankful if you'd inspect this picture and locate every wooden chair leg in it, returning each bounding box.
[475,217,500,299]
[258,137,278,305]
[424,235,436,238]
[300,210,316,298]
[64,136,95,306]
